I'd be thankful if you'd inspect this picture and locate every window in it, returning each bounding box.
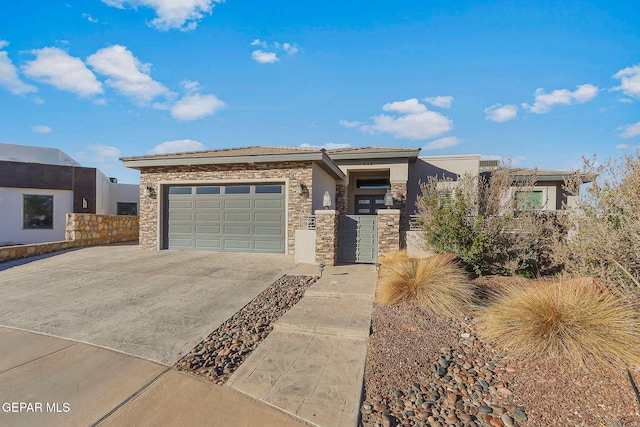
[225,185,250,194]
[169,187,192,195]
[515,190,544,210]
[356,179,390,189]
[23,195,53,229]
[255,185,282,194]
[117,202,138,216]
[196,186,221,194]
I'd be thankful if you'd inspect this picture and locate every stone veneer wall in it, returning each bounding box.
[390,181,408,231]
[0,214,139,263]
[315,210,338,265]
[335,182,347,215]
[377,209,400,258]
[138,161,313,254]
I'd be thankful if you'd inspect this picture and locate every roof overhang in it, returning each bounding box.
[328,148,421,162]
[120,150,345,180]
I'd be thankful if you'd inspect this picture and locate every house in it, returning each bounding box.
[0,143,139,245]
[120,146,578,265]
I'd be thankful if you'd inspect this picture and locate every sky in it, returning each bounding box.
[0,0,638,184]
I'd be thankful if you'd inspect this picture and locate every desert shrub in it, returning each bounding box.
[416,169,565,275]
[375,251,477,317]
[553,154,640,296]
[477,278,640,370]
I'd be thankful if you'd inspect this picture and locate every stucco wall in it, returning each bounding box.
[96,170,140,215]
[0,187,73,244]
[407,155,481,213]
[138,161,314,254]
[311,163,337,211]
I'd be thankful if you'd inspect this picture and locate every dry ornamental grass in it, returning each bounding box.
[477,277,640,370]
[375,251,478,318]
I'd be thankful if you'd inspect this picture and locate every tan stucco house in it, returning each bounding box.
[120,146,576,265]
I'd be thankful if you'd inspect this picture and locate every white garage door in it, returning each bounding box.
[166,184,286,253]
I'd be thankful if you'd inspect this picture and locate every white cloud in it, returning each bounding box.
[298,142,352,150]
[283,43,299,55]
[22,47,103,97]
[170,93,225,120]
[0,46,38,95]
[250,40,299,63]
[339,119,362,128]
[612,64,640,99]
[619,121,640,139]
[77,144,122,163]
[522,84,598,114]
[361,98,453,140]
[32,125,52,133]
[422,136,460,151]
[101,0,223,31]
[616,144,629,150]
[251,39,267,48]
[424,95,453,109]
[252,50,278,64]
[146,139,206,154]
[87,44,168,104]
[83,13,99,23]
[485,104,518,122]
[180,79,200,93]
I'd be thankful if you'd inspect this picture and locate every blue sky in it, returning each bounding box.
[1,0,638,184]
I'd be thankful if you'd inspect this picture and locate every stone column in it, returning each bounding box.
[377,209,400,258]
[315,210,339,265]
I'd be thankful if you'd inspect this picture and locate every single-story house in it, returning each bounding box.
[120,146,578,265]
[0,143,139,245]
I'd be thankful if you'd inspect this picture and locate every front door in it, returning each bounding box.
[354,195,387,215]
[338,215,378,264]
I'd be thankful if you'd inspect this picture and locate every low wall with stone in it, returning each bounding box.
[0,214,139,263]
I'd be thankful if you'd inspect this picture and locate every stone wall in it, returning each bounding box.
[65,214,139,245]
[0,214,139,263]
[377,209,400,258]
[138,161,313,254]
[315,210,338,265]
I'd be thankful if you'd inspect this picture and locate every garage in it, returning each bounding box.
[164,183,286,253]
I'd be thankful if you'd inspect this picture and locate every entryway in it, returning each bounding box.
[337,215,378,263]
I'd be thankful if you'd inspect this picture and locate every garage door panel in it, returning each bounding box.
[254,213,283,222]
[167,184,285,253]
[168,200,193,209]
[195,225,221,234]
[225,212,251,222]
[195,239,222,249]
[255,226,284,236]
[225,200,251,209]
[255,199,283,209]
[195,200,221,209]
[195,212,221,221]
[224,240,252,249]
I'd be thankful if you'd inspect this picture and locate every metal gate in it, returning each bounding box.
[338,215,378,263]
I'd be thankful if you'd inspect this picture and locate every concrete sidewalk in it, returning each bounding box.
[227,263,377,427]
[0,327,310,427]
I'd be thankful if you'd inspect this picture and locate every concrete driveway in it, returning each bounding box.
[0,244,298,365]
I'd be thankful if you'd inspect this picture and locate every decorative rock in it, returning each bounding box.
[501,413,514,427]
[514,408,528,422]
[478,405,493,413]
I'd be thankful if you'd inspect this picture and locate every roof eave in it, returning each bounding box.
[120,151,326,169]
[328,149,421,162]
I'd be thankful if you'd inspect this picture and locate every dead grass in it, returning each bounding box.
[478,277,640,370]
[375,251,477,317]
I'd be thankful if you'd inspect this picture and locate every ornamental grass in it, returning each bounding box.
[478,277,640,370]
[375,251,477,317]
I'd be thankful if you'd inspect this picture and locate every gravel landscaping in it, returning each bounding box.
[174,274,317,384]
[361,277,640,427]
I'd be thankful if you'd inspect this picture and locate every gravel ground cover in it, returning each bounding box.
[361,277,640,427]
[174,275,316,384]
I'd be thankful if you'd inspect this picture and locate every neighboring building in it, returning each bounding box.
[120,146,577,264]
[0,143,139,245]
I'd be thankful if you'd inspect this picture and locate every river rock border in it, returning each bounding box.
[174,274,317,384]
